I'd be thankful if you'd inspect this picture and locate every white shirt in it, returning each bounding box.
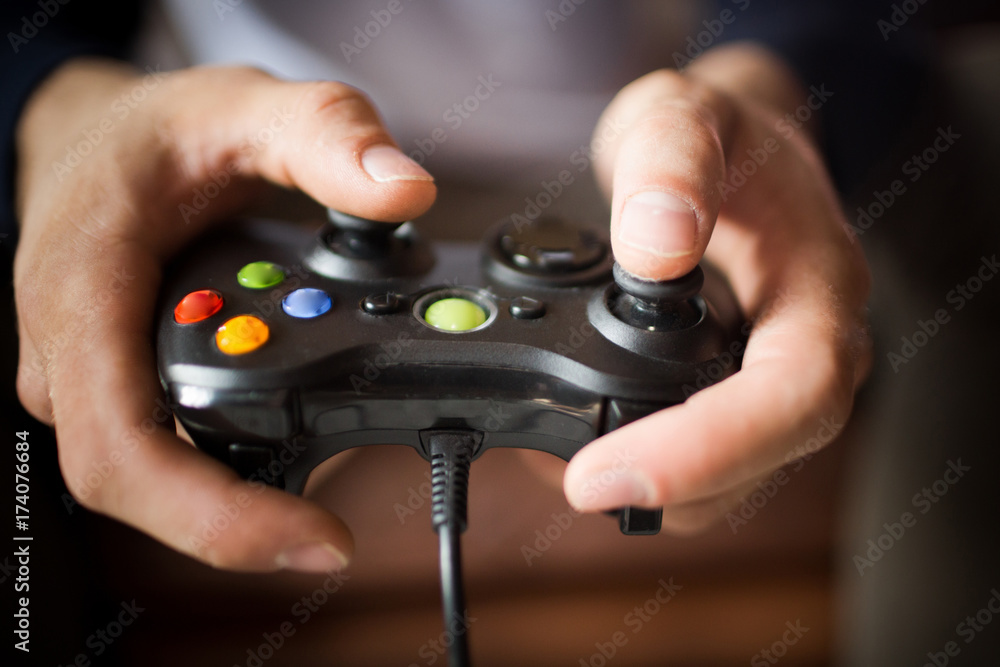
[140,0,699,185]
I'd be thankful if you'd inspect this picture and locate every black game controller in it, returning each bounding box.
[156,209,744,664]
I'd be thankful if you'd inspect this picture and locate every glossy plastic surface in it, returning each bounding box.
[156,215,746,534]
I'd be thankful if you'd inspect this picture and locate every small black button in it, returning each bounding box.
[509,296,546,320]
[500,217,606,274]
[362,292,403,315]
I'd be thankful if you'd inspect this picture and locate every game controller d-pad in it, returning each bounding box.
[484,216,614,287]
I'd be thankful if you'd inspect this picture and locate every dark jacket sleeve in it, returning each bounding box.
[709,0,930,195]
[0,0,143,245]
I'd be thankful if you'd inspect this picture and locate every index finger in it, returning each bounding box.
[46,244,353,572]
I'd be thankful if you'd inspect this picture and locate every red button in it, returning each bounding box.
[174,290,224,324]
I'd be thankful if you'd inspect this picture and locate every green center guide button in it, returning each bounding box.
[424,298,487,332]
[237,261,285,289]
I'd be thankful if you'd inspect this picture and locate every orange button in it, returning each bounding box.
[216,315,269,355]
[174,289,223,324]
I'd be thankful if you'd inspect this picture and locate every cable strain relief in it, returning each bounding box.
[427,431,478,533]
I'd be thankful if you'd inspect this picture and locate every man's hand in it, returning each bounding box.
[564,44,872,533]
[13,60,435,571]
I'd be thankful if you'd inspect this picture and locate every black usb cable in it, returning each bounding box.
[427,431,478,667]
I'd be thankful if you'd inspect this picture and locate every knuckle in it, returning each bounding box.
[55,436,126,516]
[294,80,374,120]
[60,461,110,514]
[171,64,271,92]
[73,488,106,514]
[633,69,727,123]
[632,105,721,153]
[14,363,51,423]
[658,100,722,143]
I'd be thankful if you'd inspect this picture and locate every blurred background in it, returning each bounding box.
[3,2,999,666]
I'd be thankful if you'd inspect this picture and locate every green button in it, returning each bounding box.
[237,261,285,289]
[424,298,487,332]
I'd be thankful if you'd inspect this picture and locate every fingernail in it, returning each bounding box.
[275,542,349,573]
[361,144,434,183]
[571,471,652,511]
[618,191,697,258]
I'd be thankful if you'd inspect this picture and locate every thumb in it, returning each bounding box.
[161,66,436,228]
[594,70,732,280]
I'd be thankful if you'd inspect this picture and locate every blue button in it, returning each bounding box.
[282,288,332,319]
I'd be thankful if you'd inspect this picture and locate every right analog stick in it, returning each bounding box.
[610,263,705,331]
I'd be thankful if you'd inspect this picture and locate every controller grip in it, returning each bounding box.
[604,399,669,535]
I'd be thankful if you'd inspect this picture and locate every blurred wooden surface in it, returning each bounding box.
[94,437,852,667]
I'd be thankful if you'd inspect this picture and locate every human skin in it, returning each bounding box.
[13,44,870,570]
[563,44,872,531]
